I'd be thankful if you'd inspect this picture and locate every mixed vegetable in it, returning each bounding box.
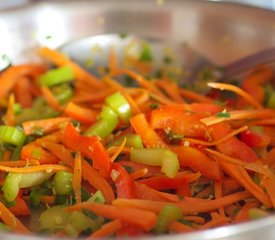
[0,39,274,239]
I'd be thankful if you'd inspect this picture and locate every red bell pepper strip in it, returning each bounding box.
[240,130,271,148]
[9,197,30,216]
[210,123,258,162]
[149,105,208,138]
[138,172,201,191]
[111,162,136,199]
[62,122,111,178]
[170,146,223,181]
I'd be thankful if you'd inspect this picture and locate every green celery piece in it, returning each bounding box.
[39,66,74,87]
[267,91,275,109]
[53,171,73,195]
[2,172,53,202]
[161,156,179,178]
[108,133,143,149]
[10,145,23,160]
[130,148,179,178]
[13,103,22,115]
[248,208,270,220]
[105,92,132,122]
[29,188,41,207]
[154,205,182,234]
[52,83,73,104]
[84,105,118,138]
[88,190,105,204]
[0,126,26,146]
[39,205,97,236]
[84,119,117,139]
[139,43,153,62]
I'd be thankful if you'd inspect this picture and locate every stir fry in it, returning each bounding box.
[0,44,274,238]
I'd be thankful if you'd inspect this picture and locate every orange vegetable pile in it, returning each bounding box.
[0,44,274,238]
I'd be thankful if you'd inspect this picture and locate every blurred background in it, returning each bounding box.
[1,0,275,11]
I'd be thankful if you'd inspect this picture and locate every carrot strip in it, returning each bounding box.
[0,164,71,173]
[261,175,275,208]
[14,77,33,108]
[88,219,122,239]
[72,152,82,204]
[214,181,225,217]
[66,201,157,231]
[179,88,213,103]
[22,117,70,135]
[0,160,39,167]
[108,47,118,72]
[109,137,127,162]
[41,86,62,111]
[130,168,148,180]
[199,212,229,230]
[72,88,114,103]
[184,125,248,146]
[0,201,30,233]
[234,201,259,222]
[5,94,16,126]
[168,221,194,233]
[183,216,206,224]
[113,191,251,214]
[201,109,275,126]
[2,151,11,161]
[155,79,185,103]
[208,82,262,109]
[41,142,115,203]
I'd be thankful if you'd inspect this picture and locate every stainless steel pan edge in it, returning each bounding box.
[0,0,275,239]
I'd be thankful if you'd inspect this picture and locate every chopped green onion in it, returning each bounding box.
[53,171,73,195]
[105,92,132,123]
[130,148,179,178]
[139,43,153,62]
[0,126,26,146]
[216,111,231,118]
[39,66,74,87]
[153,205,182,234]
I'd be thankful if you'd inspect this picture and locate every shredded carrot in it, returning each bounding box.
[0,160,39,167]
[41,86,62,111]
[2,151,12,161]
[109,137,127,162]
[130,168,148,180]
[168,221,194,233]
[5,94,16,126]
[214,181,225,217]
[72,152,82,204]
[0,164,72,174]
[180,88,213,103]
[199,212,229,230]
[208,82,262,109]
[88,219,122,239]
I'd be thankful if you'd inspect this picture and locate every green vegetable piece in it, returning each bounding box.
[39,205,97,237]
[13,103,22,115]
[105,92,132,122]
[88,190,105,204]
[267,91,275,109]
[39,66,74,87]
[0,223,10,232]
[0,126,26,146]
[139,43,153,62]
[216,111,231,118]
[2,172,53,202]
[108,133,143,149]
[130,148,179,178]
[84,105,118,138]
[248,208,270,220]
[51,83,73,104]
[53,171,73,195]
[154,205,182,234]
[29,189,41,207]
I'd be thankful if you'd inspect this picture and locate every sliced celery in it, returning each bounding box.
[108,133,143,149]
[105,92,132,122]
[130,148,179,178]
[51,83,73,104]
[153,205,182,234]
[39,66,74,87]
[2,172,53,202]
[53,171,73,195]
[0,126,26,146]
[88,190,105,204]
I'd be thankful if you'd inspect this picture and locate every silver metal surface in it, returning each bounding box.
[1,0,275,239]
